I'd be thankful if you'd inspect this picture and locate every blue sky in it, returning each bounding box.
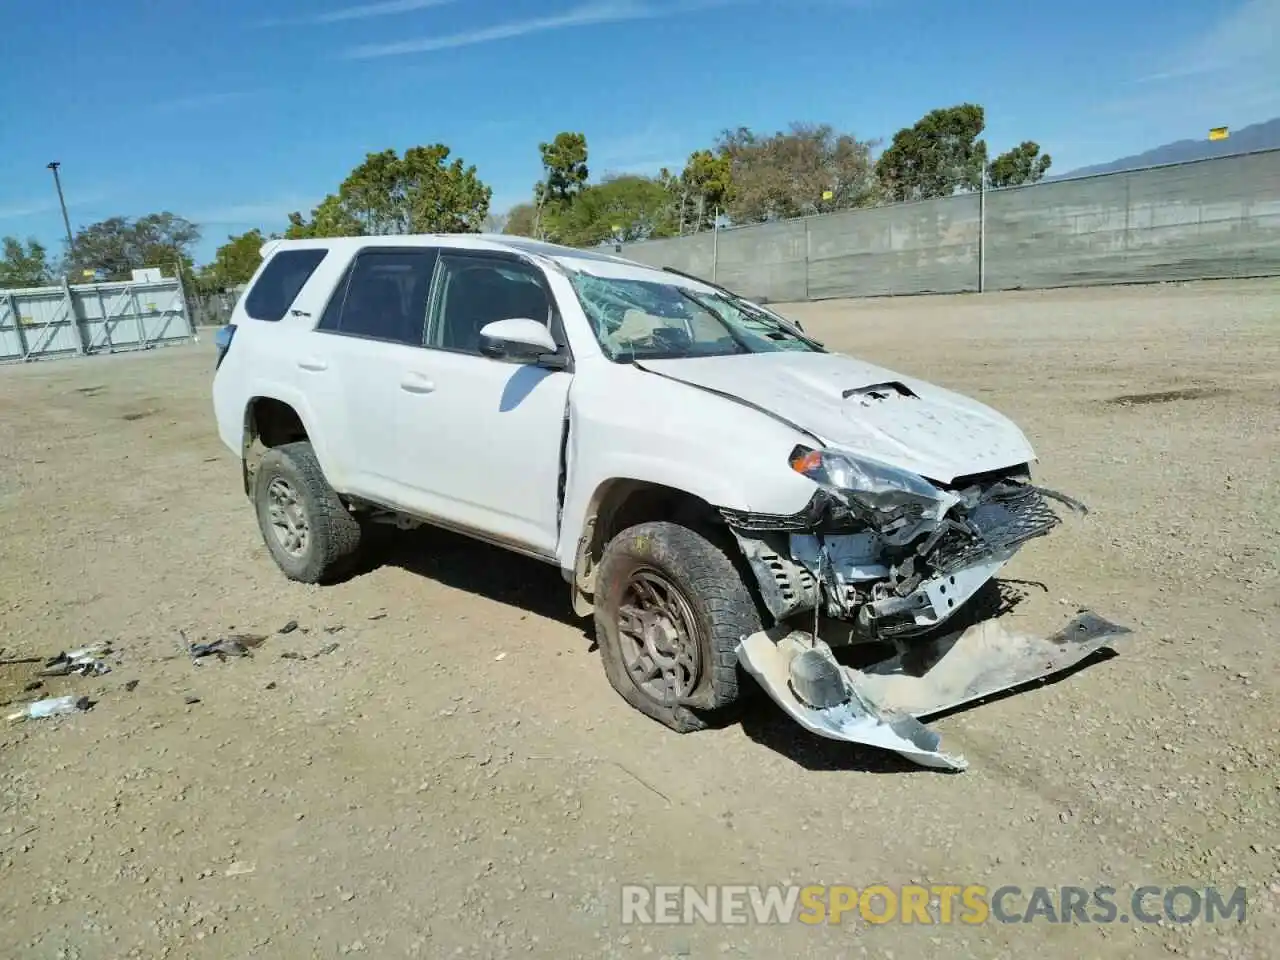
[2,0,1277,265]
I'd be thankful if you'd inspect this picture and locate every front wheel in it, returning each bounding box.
[593,521,763,733]
[252,441,362,584]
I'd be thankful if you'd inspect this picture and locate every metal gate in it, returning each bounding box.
[1,274,195,363]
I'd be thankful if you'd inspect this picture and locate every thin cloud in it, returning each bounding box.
[595,120,682,164]
[1134,0,1278,83]
[260,0,460,26]
[0,198,59,221]
[0,188,114,223]
[341,0,704,59]
[192,198,312,227]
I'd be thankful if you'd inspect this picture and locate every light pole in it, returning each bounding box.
[46,161,76,259]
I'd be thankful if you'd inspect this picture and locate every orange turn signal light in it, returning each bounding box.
[790,448,823,476]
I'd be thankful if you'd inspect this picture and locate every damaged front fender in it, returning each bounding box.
[737,610,1132,771]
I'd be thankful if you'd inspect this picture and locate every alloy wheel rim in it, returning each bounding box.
[616,568,702,705]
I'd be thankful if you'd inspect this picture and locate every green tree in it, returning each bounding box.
[338,149,404,233]
[203,229,266,290]
[333,144,491,234]
[715,123,878,223]
[285,194,364,239]
[677,149,735,232]
[988,141,1052,187]
[402,144,491,233]
[69,212,200,280]
[539,132,589,205]
[502,203,538,237]
[553,175,678,247]
[875,103,988,202]
[0,236,51,287]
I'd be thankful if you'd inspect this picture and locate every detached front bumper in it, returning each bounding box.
[737,610,1132,771]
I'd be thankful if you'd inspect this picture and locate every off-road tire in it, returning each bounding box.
[594,521,763,733]
[253,441,362,584]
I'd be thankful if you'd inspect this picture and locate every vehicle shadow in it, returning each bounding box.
[351,524,599,647]
[347,535,1085,775]
[736,704,939,774]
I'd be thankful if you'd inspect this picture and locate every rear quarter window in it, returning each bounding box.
[243,249,328,322]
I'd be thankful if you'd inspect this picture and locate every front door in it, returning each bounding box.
[392,251,572,557]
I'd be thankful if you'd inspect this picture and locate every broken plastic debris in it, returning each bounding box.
[737,610,1131,772]
[188,634,267,661]
[40,643,112,677]
[494,652,508,662]
[7,695,91,723]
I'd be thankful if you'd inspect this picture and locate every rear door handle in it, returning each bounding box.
[297,358,327,372]
[400,373,436,395]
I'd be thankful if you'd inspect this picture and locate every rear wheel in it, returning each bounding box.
[253,441,361,583]
[594,521,762,732]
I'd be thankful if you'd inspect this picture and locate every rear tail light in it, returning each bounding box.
[214,324,236,369]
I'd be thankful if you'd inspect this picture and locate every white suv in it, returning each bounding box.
[212,234,1126,770]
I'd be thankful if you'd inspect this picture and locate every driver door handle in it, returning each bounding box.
[297,358,327,372]
[400,373,436,394]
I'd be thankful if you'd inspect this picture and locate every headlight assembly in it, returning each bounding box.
[788,445,956,523]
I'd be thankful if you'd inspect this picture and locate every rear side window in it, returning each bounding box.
[243,249,328,322]
[317,248,439,346]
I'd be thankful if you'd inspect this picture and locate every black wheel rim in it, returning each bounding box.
[617,568,702,705]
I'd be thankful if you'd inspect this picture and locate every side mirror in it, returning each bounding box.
[478,318,561,365]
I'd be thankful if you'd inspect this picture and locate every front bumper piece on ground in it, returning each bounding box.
[736,610,1131,771]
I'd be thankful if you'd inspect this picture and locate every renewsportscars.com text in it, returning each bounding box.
[620,884,1248,926]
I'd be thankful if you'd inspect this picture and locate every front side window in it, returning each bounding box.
[243,249,327,322]
[427,254,553,355]
[568,272,821,361]
[318,249,438,346]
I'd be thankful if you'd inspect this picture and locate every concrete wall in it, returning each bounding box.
[1,277,194,363]
[618,148,1280,300]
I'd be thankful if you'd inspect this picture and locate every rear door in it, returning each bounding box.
[212,246,331,459]
[310,247,440,506]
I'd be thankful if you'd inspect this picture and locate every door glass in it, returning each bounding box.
[324,249,438,346]
[428,256,552,355]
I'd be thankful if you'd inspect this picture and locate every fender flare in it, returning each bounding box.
[239,387,337,494]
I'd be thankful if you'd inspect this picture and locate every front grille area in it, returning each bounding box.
[721,492,834,532]
[930,483,1062,575]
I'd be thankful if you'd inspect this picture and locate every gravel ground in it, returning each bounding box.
[1,278,1277,959]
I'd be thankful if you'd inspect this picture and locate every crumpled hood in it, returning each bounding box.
[637,352,1036,483]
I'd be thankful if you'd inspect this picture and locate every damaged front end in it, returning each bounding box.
[724,445,1086,636]
[724,445,1129,770]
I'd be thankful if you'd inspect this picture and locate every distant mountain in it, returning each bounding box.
[1053,117,1280,180]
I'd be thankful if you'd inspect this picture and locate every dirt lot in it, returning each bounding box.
[1,278,1277,959]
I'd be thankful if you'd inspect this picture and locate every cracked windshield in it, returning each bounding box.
[571,272,821,361]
